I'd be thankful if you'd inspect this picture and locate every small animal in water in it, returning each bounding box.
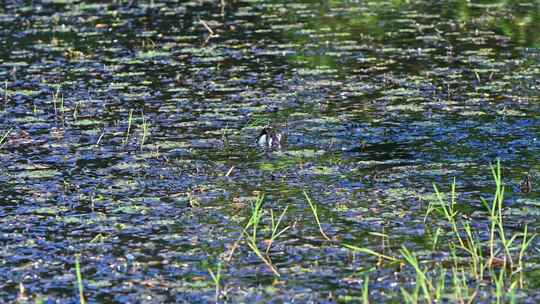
[257,126,282,150]
[520,172,532,193]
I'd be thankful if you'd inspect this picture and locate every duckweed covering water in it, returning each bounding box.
[1,0,540,303]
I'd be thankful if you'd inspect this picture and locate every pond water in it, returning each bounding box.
[1,0,539,302]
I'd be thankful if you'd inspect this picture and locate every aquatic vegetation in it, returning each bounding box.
[0,0,539,302]
[344,243,398,263]
[140,110,150,150]
[303,191,332,241]
[245,194,265,244]
[124,109,134,145]
[51,87,64,118]
[362,274,369,304]
[0,128,12,148]
[226,194,290,277]
[341,161,536,302]
[265,206,290,255]
[75,255,85,304]
[241,194,280,276]
[72,101,82,120]
[207,262,222,302]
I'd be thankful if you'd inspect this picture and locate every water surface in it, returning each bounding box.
[1,0,539,302]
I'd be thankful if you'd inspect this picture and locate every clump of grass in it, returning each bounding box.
[123,109,150,149]
[245,194,265,243]
[265,206,290,255]
[226,194,289,277]
[345,161,536,302]
[241,194,280,276]
[405,160,535,302]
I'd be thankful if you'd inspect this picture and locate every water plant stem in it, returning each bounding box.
[362,274,369,304]
[303,190,331,241]
[140,110,149,150]
[0,128,12,148]
[125,109,133,144]
[243,235,280,276]
[343,244,398,262]
[75,254,85,304]
[207,262,222,301]
[265,206,290,255]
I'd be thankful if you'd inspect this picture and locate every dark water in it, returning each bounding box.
[1,0,539,302]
